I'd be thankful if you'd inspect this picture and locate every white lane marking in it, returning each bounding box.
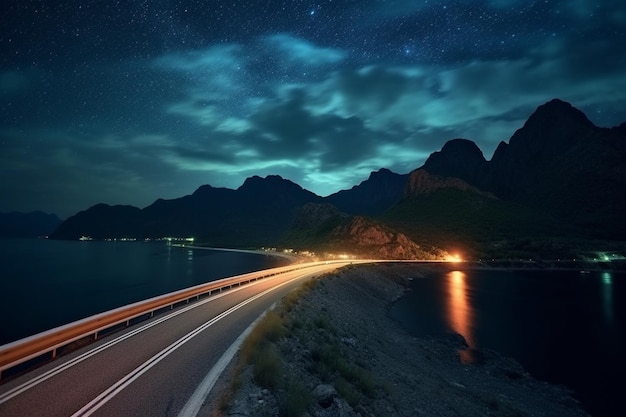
[178,267,333,417]
[70,272,312,417]
[0,277,272,405]
[176,304,275,417]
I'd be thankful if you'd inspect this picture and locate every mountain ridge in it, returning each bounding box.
[0,211,62,237]
[49,98,626,259]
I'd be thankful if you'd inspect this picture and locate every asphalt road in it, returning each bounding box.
[0,262,352,417]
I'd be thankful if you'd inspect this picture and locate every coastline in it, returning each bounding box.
[204,263,589,417]
[174,244,299,262]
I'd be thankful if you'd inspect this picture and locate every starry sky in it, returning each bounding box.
[2,0,625,218]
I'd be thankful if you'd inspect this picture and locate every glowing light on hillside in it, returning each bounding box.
[446,253,462,263]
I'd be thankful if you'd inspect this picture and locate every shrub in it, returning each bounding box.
[240,310,285,362]
[335,377,360,407]
[253,344,282,389]
[278,378,312,417]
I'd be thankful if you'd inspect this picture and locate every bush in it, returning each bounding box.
[335,377,360,407]
[278,378,312,417]
[240,310,285,362]
[253,344,282,389]
[312,342,377,398]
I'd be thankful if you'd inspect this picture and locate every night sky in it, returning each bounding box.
[2,1,625,218]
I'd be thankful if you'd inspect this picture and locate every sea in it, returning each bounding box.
[0,238,288,346]
[389,268,626,417]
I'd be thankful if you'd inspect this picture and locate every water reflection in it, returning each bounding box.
[445,270,476,363]
[601,272,614,324]
[186,249,194,277]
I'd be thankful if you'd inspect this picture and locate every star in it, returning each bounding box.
[0,0,624,217]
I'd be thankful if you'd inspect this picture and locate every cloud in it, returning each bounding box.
[0,128,156,216]
[146,24,626,197]
[155,44,243,72]
[263,34,347,66]
[156,44,249,115]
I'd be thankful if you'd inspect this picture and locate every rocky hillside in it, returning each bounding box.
[283,203,446,260]
[404,168,493,198]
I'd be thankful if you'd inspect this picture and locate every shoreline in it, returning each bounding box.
[172,244,300,262]
[205,263,589,417]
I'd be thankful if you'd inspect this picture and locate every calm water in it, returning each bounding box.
[389,268,626,417]
[0,238,288,345]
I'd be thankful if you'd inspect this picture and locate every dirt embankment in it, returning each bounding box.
[205,263,589,417]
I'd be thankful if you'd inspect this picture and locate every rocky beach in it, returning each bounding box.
[203,263,589,417]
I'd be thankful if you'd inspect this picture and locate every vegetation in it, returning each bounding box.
[379,187,610,260]
[278,378,312,417]
[310,341,377,399]
[222,273,390,416]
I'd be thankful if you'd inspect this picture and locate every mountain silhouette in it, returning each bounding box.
[325,168,408,215]
[418,98,626,239]
[0,211,62,237]
[50,99,626,258]
[51,175,323,246]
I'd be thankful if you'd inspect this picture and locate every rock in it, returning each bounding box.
[313,384,337,408]
[341,337,356,347]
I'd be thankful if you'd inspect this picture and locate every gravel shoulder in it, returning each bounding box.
[202,263,589,417]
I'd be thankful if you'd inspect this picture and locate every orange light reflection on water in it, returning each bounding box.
[445,270,476,363]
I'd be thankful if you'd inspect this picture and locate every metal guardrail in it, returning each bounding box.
[0,261,339,381]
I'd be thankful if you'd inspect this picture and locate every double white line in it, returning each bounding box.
[70,284,278,417]
[0,274,274,406]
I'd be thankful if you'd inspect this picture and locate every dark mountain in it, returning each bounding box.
[325,168,408,215]
[380,168,570,259]
[487,98,601,199]
[0,211,62,237]
[50,98,625,259]
[51,204,143,239]
[384,185,573,259]
[421,139,488,187]
[51,175,324,245]
[418,99,626,239]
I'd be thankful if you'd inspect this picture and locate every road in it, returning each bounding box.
[0,261,355,417]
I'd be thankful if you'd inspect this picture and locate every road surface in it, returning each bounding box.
[0,262,354,417]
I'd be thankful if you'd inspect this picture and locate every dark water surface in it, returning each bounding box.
[0,238,288,345]
[389,268,626,417]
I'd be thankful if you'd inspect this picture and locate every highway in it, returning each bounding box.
[0,261,356,417]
